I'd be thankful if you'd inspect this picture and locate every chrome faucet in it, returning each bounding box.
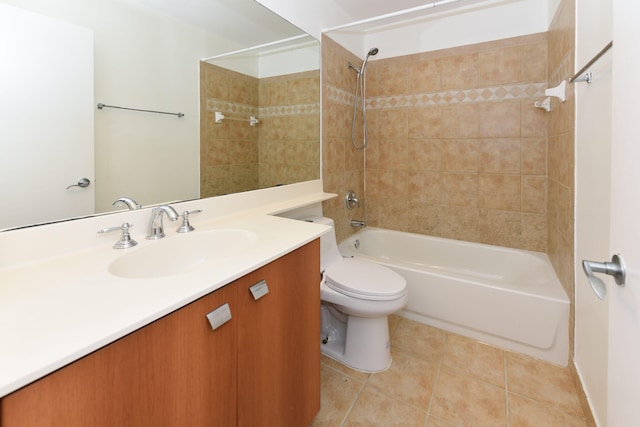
[350,219,366,228]
[146,205,179,240]
[112,197,141,210]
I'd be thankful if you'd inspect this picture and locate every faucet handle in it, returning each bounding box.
[98,222,138,249]
[345,191,360,210]
[176,210,202,233]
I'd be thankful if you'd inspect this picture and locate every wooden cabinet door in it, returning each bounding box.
[237,240,320,427]
[0,284,237,427]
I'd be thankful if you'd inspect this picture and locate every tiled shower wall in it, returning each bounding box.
[322,36,367,241]
[200,62,319,197]
[323,33,549,250]
[547,0,576,355]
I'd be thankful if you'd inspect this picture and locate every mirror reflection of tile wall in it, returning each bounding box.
[200,62,320,197]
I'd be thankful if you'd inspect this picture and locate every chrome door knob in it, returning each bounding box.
[66,177,91,189]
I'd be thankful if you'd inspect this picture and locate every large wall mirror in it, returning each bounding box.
[0,0,320,231]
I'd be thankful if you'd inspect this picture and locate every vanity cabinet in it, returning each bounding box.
[0,240,320,427]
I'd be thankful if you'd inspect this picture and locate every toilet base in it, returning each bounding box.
[320,303,392,372]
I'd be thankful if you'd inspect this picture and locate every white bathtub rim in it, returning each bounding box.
[342,252,569,304]
[339,228,569,304]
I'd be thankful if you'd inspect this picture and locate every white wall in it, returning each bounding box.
[207,39,320,79]
[1,0,232,213]
[322,0,549,60]
[574,0,613,425]
[363,0,548,60]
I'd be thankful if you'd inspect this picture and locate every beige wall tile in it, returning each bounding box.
[442,139,479,172]
[408,139,441,171]
[378,139,408,170]
[379,169,408,200]
[479,101,521,137]
[378,108,408,140]
[520,42,548,82]
[409,172,441,203]
[442,173,478,207]
[522,175,547,213]
[407,58,441,93]
[406,203,440,235]
[378,61,409,96]
[479,138,521,173]
[479,209,523,248]
[522,213,547,252]
[522,137,547,174]
[479,46,521,85]
[438,205,480,242]
[441,53,478,89]
[479,174,521,210]
[441,104,479,138]
[408,107,441,139]
[229,77,253,104]
[522,100,547,137]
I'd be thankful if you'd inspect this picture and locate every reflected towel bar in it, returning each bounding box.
[570,41,613,84]
[97,103,184,118]
[214,111,259,126]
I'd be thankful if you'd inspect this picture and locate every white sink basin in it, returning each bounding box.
[108,229,259,279]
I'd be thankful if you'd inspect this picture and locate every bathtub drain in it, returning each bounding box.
[354,239,360,249]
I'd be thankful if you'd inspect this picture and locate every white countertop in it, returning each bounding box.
[0,183,334,397]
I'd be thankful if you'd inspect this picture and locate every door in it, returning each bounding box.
[607,1,640,425]
[0,3,94,230]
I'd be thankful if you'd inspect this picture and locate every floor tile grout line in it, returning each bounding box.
[362,381,430,417]
[338,370,368,427]
[422,332,448,425]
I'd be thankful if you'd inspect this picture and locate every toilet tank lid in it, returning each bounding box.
[325,259,407,300]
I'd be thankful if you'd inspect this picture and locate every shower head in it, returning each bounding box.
[361,47,379,72]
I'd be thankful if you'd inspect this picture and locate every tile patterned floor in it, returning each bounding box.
[311,315,589,427]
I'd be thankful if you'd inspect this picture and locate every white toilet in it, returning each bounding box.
[309,217,408,372]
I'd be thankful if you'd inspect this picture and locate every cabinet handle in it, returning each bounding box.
[206,303,232,330]
[249,280,269,301]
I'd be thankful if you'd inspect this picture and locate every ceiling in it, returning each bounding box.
[129,0,491,51]
[128,0,306,48]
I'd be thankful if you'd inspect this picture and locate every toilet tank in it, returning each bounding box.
[305,216,343,272]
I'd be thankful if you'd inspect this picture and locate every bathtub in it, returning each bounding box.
[338,227,570,366]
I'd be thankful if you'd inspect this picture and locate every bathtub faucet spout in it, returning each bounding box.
[350,219,366,228]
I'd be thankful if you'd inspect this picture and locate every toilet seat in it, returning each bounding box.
[324,259,406,301]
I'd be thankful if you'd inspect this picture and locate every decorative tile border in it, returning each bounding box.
[325,82,547,109]
[206,100,257,116]
[259,103,320,117]
[206,99,319,118]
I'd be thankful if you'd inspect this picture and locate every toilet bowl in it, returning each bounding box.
[308,217,407,372]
